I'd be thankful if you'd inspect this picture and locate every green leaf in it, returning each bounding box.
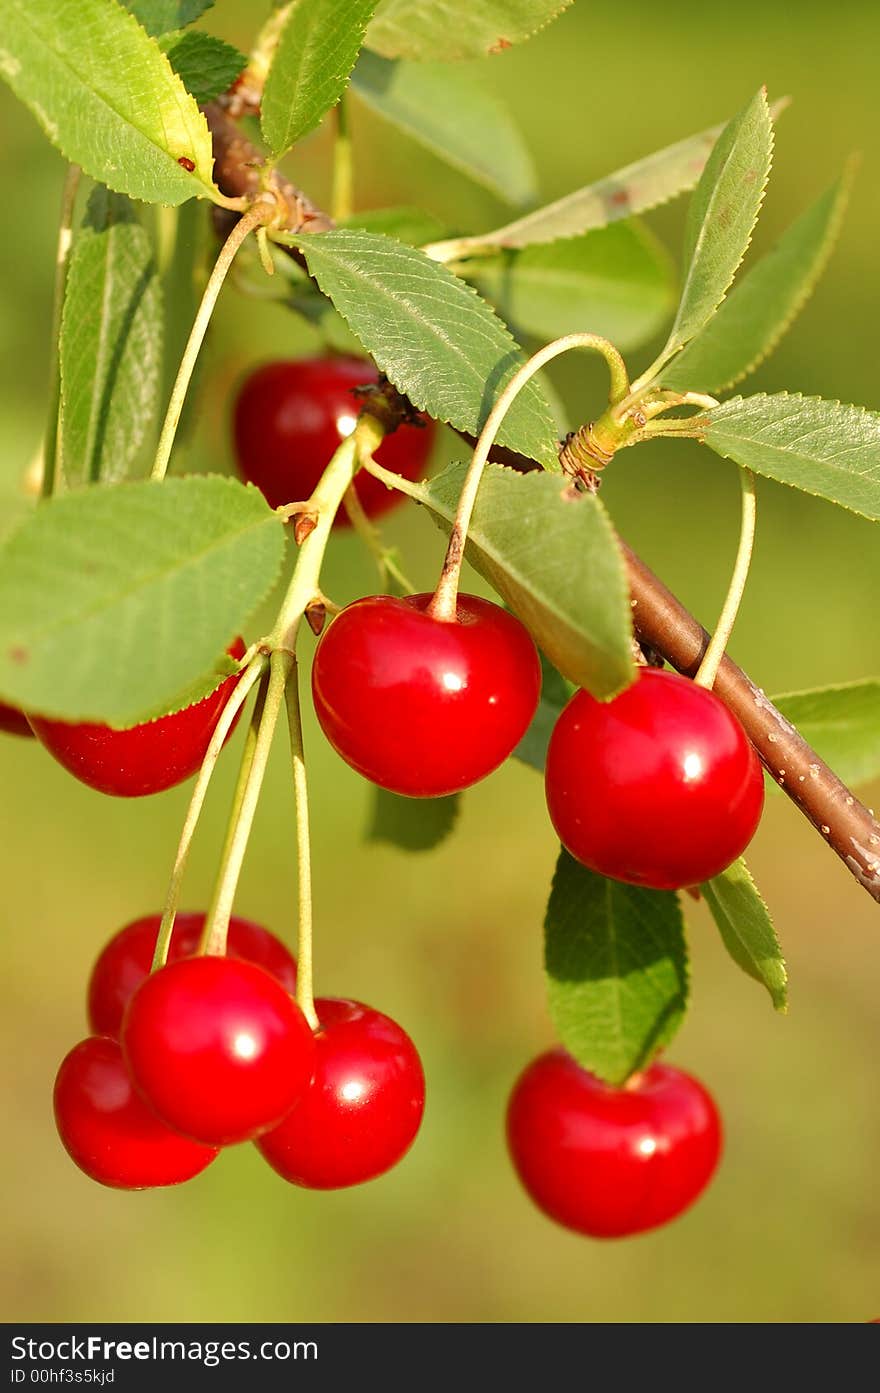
[159,30,246,104]
[367,788,460,851]
[513,649,571,771]
[367,0,574,62]
[261,0,379,158]
[59,188,163,488]
[702,859,787,1011]
[282,229,559,467]
[0,0,218,205]
[660,89,774,365]
[408,462,634,698]
[771,680,880,789]
[662,167,854,394]
[545,849,689,1086]
[0,477,285,724]
[126,1,213,37]
[350,51,536,205]
[462,223,674,351]
[340,206,447,246]
[702,393,880,522]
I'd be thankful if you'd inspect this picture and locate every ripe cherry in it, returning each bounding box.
[122,956,315,1145]
[54,1036,219,1189]
[0,701,33,737]
[311,592,541,797]
[507,1049,722,1239]
[545,667,764,890]
[233,357,435,517]
[256,998,425,1189]
[27,638,247,797]
[87,912,297,1039]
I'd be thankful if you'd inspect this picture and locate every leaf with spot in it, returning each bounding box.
[0,476,286,724]
[702,859,787,1011]
[0,0,218,205]
[350,51,536,205]
[702,393,880,521]
[771,680,880,789]
[367,0,574,62]
[367,789,460,851]
[281,229,559,467]
[59,188,163,488]
[159,30,247,104]
[545,849,689,1086]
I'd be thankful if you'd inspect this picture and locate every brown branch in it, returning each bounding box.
[204,106,880,905]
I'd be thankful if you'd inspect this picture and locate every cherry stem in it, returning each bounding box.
[150,653,268,972]
[342,482,415,594]
[694,467,757,690]
[41,163,81,500]
[201,649,293,958]
[283,663,320,1031]
[331,93,354,222]
[150,198,276,483]
[427,333,630,624]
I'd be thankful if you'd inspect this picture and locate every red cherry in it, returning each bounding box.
[0,701,34,737]
[27,638,247,797]
[122,956,315,1145]
[507,1049,722,1239]
[311,592,541,797]
[87,912,297,1040]
[545,667,764,890]
[256,998,425,1189]
[233,357,435,518]
[54,1036,218,1189]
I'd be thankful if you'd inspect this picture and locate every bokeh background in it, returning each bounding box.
[2,0,879,1324]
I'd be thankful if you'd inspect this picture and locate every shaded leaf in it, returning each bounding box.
[261,0,378,158]
[367,0,574,62]
[126,1,213,37]
[367,788,459,851]
[282,229,559,467]
[0,477,285,724]
[1,0,217,205]
[545,848,689,1086]
[159,198,209,442]
[702,393,880,521]
[60,188,162,488]
[159,30,246,104]
[771,680,880,789]
[351,51,536,205]
[340,206,447,245]
[663,166,853,393]
[513,649,571,771]
[702,858,787,1011]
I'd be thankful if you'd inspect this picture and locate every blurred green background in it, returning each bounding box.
[2,0,880,1325]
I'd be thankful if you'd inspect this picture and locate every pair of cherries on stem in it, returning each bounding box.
[54,913,425,1191]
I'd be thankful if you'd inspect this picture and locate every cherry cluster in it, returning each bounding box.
[55,913,425,1192]
[5,357,768,1237]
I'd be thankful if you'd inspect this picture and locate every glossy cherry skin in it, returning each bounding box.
[256,998,425,1189]
[233,357,435,518]
[27,638,247,798]
[0,701,34,737]
[87,913,297,1040]
[311,592,541,797]
[122,956,315,1145]
[507,1049,722,1239]
[54,1037,219,1189]
[545,667,764,890]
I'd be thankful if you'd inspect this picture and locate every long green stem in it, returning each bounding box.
[150,654,267,971]
[150,200,274,482]
[427,332,630,622]
[41,164,81,499]
[284,665,319,1030]
[694,468,757,690]
[331,93,354,222]
[201,649,293,957]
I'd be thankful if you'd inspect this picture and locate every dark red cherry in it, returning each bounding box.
[311,592,541,797]
[122,956,315,1145]
[256,998,425,1189]
[507,1049,722,1238]
[0,701,34,737]
[87,912,297,1040]
[53,1036,219,1189]
[545,667,764,890]
[27,638,247,797]
[232,356,435,517]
